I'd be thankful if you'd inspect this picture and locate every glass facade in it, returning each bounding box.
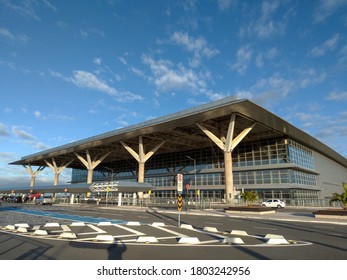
[71,137,318,199]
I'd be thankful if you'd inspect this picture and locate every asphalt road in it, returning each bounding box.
[0,204,346,260]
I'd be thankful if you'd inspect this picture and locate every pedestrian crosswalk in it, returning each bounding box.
[1,220,311,247]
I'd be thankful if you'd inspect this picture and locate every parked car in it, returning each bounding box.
[36,195,53,205]
[261,199,286,208]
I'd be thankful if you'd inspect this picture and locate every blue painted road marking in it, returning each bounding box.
[1,207,127,225]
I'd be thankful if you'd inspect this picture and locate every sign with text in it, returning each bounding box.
[177,173,183,194]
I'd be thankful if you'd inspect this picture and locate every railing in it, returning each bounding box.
[53,197,339,209]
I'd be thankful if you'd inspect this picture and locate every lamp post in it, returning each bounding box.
[104,167,114,181]
[104,167,115,206]
[186,156,197,204]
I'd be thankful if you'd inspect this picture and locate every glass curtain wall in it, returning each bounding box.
[71,137,318,199]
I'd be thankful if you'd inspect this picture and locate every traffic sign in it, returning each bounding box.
[177,194,183,211]
[177,173,183,194]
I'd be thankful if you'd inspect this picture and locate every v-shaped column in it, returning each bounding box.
[44,158,74,186]
[197,114,256,204]
[120,136,165,183]
[74,150,111,184]
[23,164,45,188]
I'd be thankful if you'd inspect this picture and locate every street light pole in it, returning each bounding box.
[186,156,197,204]
[104,167,114,181]
[104,167,115,207]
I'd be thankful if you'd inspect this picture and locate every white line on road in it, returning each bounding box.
[253,226,277,230]
[204,222,223,225]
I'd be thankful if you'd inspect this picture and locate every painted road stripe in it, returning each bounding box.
[113,224,145,236]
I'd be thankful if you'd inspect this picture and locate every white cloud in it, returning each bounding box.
[218,0,232,11]
[0,122,10,137]
[2,0,56,21]
[4,107,12,114]
[313,0,347,23]
[33,110,73,121]
[34,111,42,118]
[241,0,286,39]
[0,27,28,44]
[12,126,36,141]
[230,45,253,74]
[93,57,102,65]
[250,69,326,105]
[80,27,105,38]
[142,55,206,93]
[51,70,143,102]
[72,70,116,95]
[311,33,340,56]
[326,91,347,101]
[169,31,219,59]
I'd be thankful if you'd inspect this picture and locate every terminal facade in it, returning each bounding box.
[10,97,347,204]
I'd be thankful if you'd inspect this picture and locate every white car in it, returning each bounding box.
[36,195,53,205]
[261,199,285,208]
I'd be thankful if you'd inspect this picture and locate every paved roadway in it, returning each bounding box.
[0,203,346,260]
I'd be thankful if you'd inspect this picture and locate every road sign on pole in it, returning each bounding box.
[177,173,183,194]
[177,194,183,227]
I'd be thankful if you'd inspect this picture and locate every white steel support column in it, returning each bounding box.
[197,115,256,204]
[121,137,165,183]
[44,158,74,186]
[70,193,75,204]
[118,192,122,206]
[74,150,111,184]
[23,165,45,188]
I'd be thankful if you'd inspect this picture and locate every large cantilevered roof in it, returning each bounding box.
[10,97,347,169]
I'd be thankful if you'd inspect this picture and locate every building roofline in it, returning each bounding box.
[10,96,347,168]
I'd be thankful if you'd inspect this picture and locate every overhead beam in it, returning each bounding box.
[44,158,74,186]
[121,137,165,183]
[23,164,45,188]
[197,115,256,204]
[74,150,111,184]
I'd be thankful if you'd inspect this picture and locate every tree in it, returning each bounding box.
[329,183,347,210]
[241,190,258,207]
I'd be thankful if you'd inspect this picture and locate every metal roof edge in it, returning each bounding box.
[12,96,245,163]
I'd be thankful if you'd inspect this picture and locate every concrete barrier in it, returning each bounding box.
[136,236,158,243]
[151,222,165,227]
[5,225,15,231]
[266,237,289,245]
[126,221,141,226]
[34,229,48,236]
[98,222,112,226]
[178,237,200,244]
[70,222,85,226]
[230,230,248,236]
[44,222,60,227]
[59,232,77,239]
[95,235,114,242]
[17,227,28,233]
[222,237,244,244]
[180,224,194,230]
[14,223,30,228]
[203,226,219,232]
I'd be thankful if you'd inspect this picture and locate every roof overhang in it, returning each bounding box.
[9,97,347,169]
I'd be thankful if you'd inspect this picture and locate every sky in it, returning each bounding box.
[0,0,347,188]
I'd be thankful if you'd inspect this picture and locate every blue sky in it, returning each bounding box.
[1,0,347,187]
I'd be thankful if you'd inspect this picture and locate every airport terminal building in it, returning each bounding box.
[9,97,347,205]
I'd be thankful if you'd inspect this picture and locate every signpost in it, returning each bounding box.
[106,187,110,207]
[177,174,183,227]
[177,194,183,227]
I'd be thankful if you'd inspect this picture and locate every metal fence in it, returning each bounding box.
[53,196,339,209]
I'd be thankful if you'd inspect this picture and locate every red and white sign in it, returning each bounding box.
[177,173,183,193]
